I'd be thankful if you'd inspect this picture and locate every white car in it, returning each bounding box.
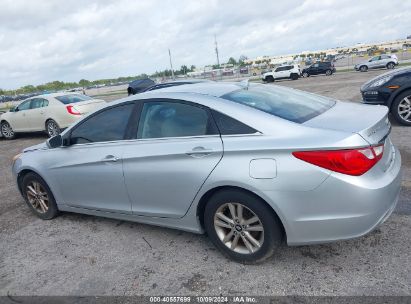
[262,64,301,82]
[0,93,106,139]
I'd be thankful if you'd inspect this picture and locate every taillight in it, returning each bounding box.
[292,144,384,176]
[66,105,81,115]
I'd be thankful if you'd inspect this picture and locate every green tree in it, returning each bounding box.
[180,65,188,75]
[227,57,237,65]
[79,79,90,88]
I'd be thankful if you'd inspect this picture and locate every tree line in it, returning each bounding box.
[1,55,249,96]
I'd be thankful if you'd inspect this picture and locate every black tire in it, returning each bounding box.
[266,76,274,83]
[46,119,61,138]
[325,69,332,76]
[290,73,299,80]
[1,121,15,139]
[204,189,283,264]
[360,65,368,72]
[21,172,59,220]
[391,90,411,126]
[386,62,395,69]
[302,72,309,78]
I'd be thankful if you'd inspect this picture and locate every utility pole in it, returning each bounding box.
[168,49,175,80]
[214,34,220,67]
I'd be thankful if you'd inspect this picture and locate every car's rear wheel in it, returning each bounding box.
[46,119,61,138]
[21,172,59,220]
[302,72,309,78]
[204,189,283,264]
[387,62,395,69]
[265,76,274,83]
[1,121,15,139]
[392,90,411,126]
[290,73,299,80]
[325,69,332,76]
[360,65,368,72]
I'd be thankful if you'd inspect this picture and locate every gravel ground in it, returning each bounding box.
[0,70,410,296]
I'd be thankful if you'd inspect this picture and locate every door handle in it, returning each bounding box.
[186,146,213,158]
[102,155,120,162]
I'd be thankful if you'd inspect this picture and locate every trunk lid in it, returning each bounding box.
[304,101,390,145]
[69,99,106,115]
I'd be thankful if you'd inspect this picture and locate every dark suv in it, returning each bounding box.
[302,62,336,77]
[361,67,411,126]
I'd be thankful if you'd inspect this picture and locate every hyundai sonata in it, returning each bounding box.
[12,82,402,263]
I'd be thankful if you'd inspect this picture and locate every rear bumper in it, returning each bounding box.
[264,146,402,245]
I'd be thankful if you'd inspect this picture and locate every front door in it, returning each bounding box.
[122,100,223,218]
[50,103,135,213]
[10,99,33,131]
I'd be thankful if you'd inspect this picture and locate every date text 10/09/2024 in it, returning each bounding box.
[149,296,257,303]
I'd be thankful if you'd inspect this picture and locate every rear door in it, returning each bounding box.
[310,63,320,75]
[29,98,49,131]
[122,99,223,218]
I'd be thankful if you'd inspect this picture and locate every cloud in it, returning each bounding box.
[0,0,410,89]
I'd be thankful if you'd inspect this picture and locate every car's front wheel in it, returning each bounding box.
[1,121,15,139]
[392,90,411,126]
[46,119,61,138]
[302,72,309,78]
[21,172,59,220]
[265,76,274,83]
[325,69,332,76]
[387,62,395,69]
[204,189,283,264]
[360,65,368,72]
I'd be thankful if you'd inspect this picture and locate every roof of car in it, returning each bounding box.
[138,81,243,97]
[24,92,84,99]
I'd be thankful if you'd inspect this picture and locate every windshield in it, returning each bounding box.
[55,94,93,104]
[221,85,335,123]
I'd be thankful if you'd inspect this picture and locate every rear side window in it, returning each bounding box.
[31,98,48,109]
[137,101,216,139]
[56,94,93,105]
[222,86,335,123]
[211,110,257,135]
[70,104,133,144]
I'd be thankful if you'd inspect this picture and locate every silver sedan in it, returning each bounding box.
[12,82,402,263]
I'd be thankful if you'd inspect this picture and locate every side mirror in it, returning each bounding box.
[48,135,63,148]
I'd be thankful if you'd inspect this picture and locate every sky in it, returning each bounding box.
[0,0,410,89]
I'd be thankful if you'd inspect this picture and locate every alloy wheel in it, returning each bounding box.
[47,120,60,137]
[1,122,14,138]
[398,96,411,122]
[26,181,49,214]
[214,202,264,254]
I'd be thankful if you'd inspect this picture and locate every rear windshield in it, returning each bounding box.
[55,94,93,104]
[221,85,335,123]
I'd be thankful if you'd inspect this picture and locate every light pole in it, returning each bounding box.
[168,49,175,80]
